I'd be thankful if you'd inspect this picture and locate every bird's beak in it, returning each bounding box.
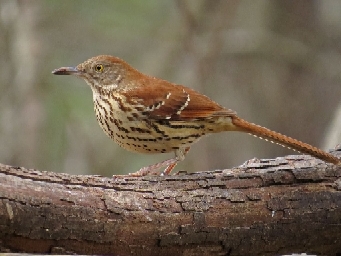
[52,66,81,76]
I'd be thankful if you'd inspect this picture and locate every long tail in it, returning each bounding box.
[231,116,340,165]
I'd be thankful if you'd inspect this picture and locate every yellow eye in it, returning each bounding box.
[94,64,104,72]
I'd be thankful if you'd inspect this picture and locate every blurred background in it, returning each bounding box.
[1,0,341,176]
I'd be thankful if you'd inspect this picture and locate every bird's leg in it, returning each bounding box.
[129,147,190,177]
[161,147,190,175]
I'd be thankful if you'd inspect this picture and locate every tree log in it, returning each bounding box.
[1,151,341,256]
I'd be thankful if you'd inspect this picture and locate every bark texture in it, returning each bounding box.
[1,151,341,256]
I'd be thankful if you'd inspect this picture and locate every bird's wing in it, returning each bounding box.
[122,77,236,121]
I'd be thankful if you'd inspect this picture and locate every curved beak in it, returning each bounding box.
[52,66,80,75]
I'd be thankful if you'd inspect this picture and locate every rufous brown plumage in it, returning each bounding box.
[52,55,340,175]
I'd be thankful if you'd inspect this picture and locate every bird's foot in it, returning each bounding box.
[128,158,178,177]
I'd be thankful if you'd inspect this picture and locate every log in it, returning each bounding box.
[0,151,341,256]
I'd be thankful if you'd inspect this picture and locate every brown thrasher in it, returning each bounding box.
[52,55,340,176]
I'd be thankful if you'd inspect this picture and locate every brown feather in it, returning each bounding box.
[123,77,236,121]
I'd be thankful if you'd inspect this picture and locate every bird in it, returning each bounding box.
[52,55,340,176]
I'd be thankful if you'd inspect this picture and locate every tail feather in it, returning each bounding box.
[232,116,340,165]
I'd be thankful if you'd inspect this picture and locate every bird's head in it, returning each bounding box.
[52,55,137,94]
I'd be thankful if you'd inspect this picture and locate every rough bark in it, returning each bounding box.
[1,151,341,256]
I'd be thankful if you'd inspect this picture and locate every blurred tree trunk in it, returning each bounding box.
[0,0,42,167]
[1,152,341,255]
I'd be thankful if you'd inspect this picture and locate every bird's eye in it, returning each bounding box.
[94,64,104,73]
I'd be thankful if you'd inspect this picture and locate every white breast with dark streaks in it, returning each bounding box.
[92,92,210,154]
